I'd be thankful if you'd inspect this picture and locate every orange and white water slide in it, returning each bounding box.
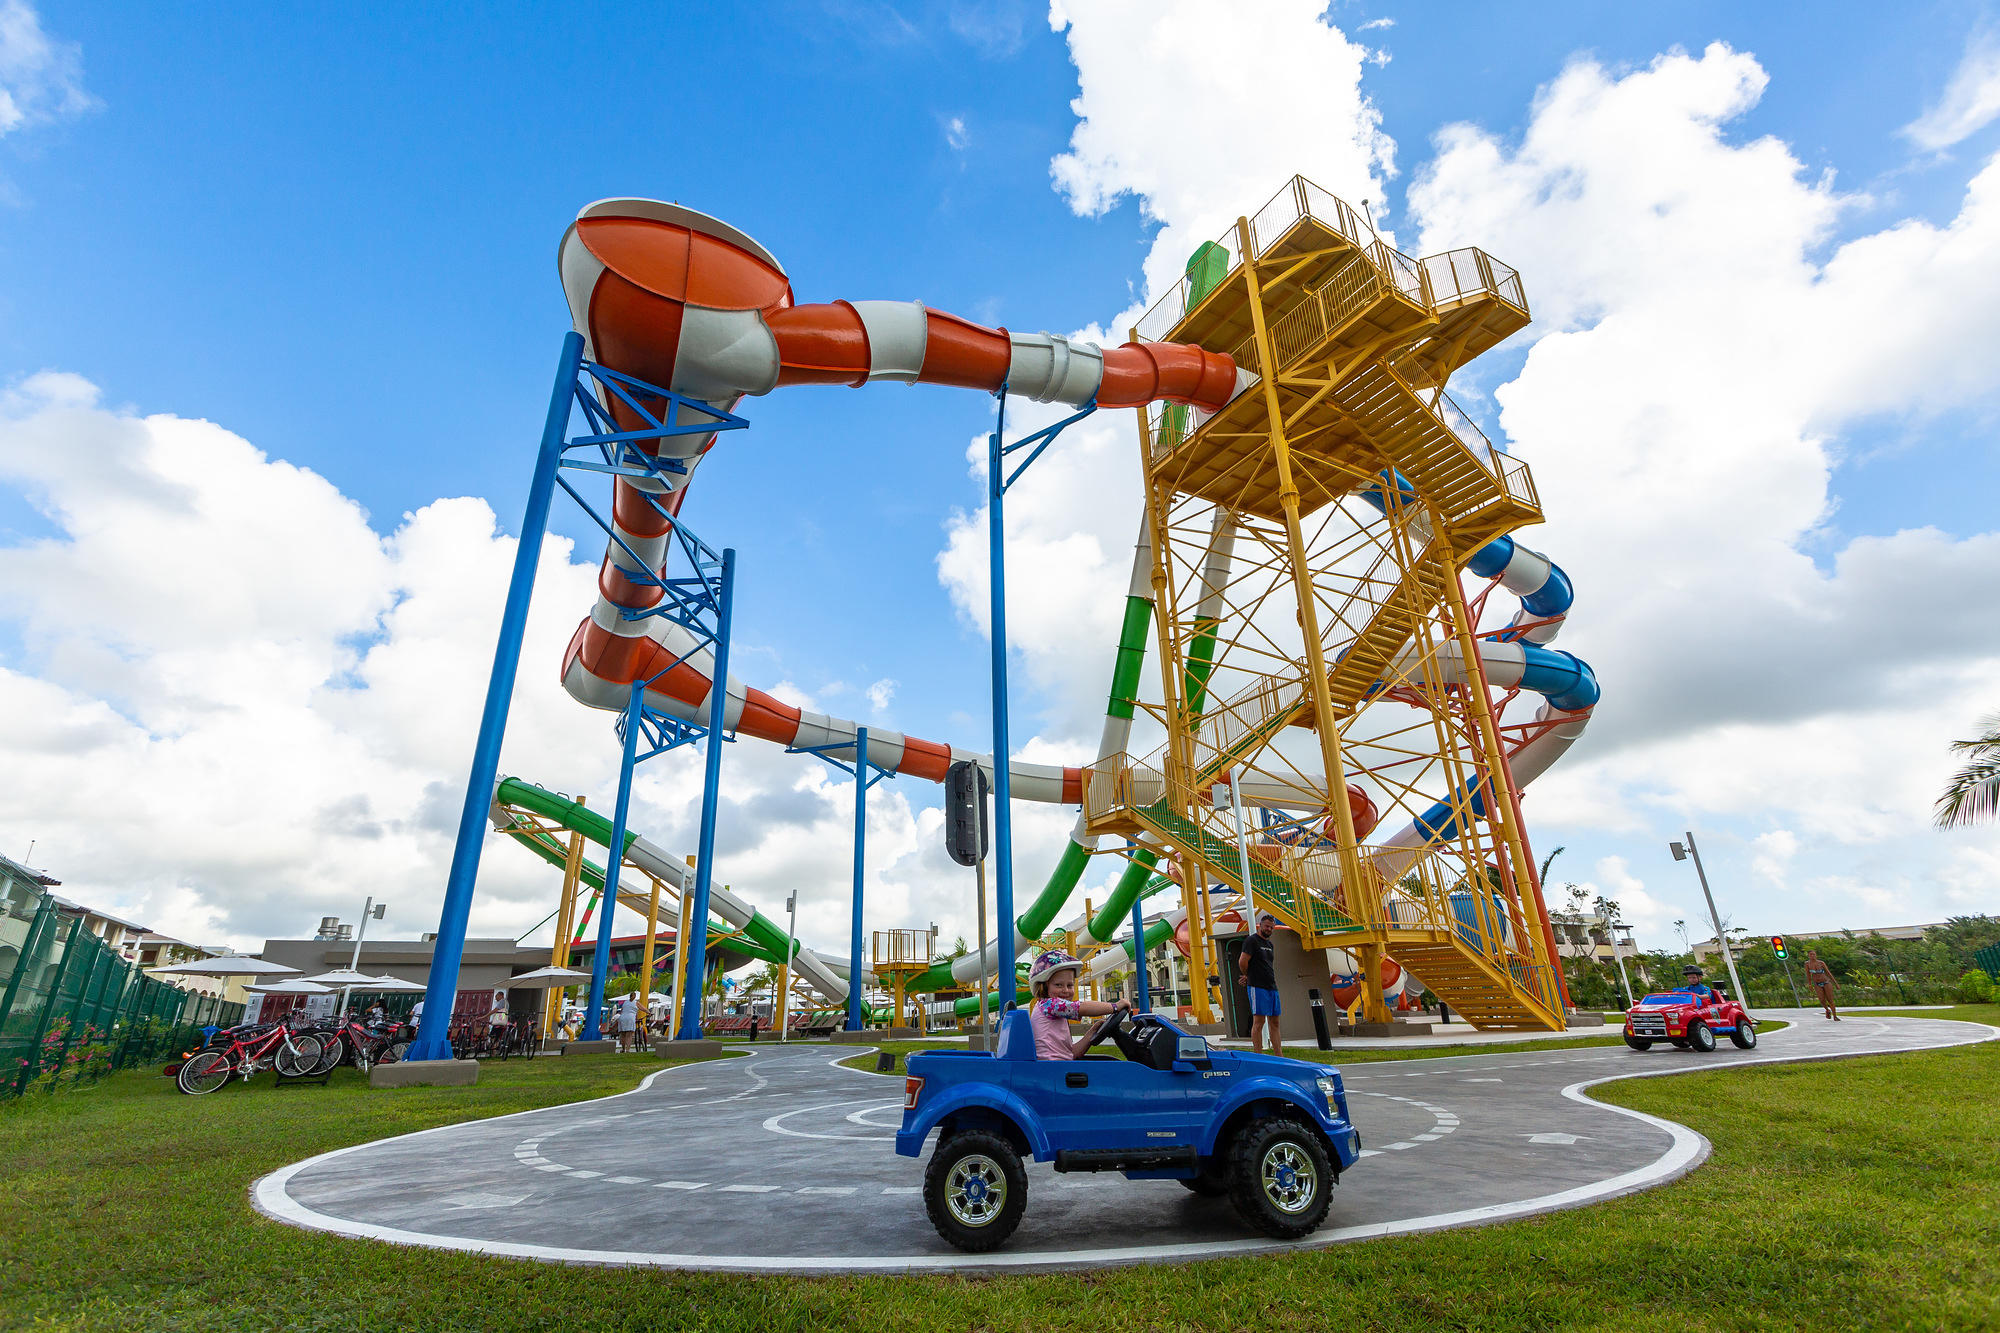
[555,198,1254,801]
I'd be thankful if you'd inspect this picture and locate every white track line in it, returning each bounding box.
[250,1019,1997,1274]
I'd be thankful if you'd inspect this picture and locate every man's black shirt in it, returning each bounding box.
[1243,932,1277,990]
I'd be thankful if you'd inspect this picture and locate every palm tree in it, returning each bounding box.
[1935,713,2000,829]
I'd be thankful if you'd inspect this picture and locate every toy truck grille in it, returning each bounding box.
[1629,1014,1668,1037]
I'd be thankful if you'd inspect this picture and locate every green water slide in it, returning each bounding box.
[492,808,784,965]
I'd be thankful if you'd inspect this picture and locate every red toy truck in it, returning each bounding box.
[1623,988,1757,1053]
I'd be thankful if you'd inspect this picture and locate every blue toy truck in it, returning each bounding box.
[895,1007,1362,1251]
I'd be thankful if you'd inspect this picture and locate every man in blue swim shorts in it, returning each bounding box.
[1239,910,1283,1053]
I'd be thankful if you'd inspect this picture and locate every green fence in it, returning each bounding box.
[0,886,244,1099]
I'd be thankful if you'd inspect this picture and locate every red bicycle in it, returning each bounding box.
[301,1016,413,1074]
[175,1021,325,1094]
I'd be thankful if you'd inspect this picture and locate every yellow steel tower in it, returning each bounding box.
[1083,176,1566,1032]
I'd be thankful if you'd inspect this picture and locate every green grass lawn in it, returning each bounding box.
[839,1023,1792,1076]
[0,1027,1991,1332]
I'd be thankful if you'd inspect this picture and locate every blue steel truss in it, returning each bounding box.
[787,731,897,1032]
[979,384,1098,1046]
[410,331,744,1061]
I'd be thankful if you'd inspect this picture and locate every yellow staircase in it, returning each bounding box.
[1382,936,1563,1030]
[1122,175,1567,1032]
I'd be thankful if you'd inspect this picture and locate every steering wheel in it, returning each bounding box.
[1108,1011,1164,1064]
[1079,1006,1127,1054]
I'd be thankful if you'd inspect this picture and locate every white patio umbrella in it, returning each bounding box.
[245,978,334,995]
[505,965,593,988]
[300,968,379,987]
[360,974,428,992]
[303,968,400,1019]
[150,955,299,978]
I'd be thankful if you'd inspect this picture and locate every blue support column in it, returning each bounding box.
[986,393,1017,998]
[581,682,644,1041]
[846,726,869,1033]
[1130,874,1151,1014]
[408,331,583,1062]
[675,548,736,1042]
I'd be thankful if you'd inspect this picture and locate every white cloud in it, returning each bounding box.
[1409,47,2000,845]
[1904,29,2000,151]
[0,376,1064,964]
[932,0,1403,759]
[945,114,970,152]
[1751,830,1798,886]
[1049,0,1395,299]
[949,0,1031,56]
[0,0,94,137]
[1405,44,2000,931]
[1358,17,1394,32]
[935,19,2000,940]
[1574,854,1673,938]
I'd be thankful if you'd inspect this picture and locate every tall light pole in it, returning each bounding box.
[340,897,387,1018]
[1668,832,1749,1013]
[1609,921,1635,1008]
[780,892,796,1043]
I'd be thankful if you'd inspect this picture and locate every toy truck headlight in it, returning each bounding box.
[1316,1076,1341,1115]
[903,1075,924,1110]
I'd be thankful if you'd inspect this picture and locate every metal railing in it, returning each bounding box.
[1420,247,1525,312]
[1133,175,1425,344]
[871,929,933,968]
[1082,750,1171,826]
[1133,176,1528,356]
[1494,452,1538,509]
[1432,390,1497,462]
[1231,252,1393,376]
[1135,225,1246,343]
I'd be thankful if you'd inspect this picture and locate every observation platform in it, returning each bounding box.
[1138,176,1541,560]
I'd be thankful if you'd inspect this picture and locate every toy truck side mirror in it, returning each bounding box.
[1171,1034,1211,1072]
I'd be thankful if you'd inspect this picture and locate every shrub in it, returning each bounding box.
[1955,968,1995,1004]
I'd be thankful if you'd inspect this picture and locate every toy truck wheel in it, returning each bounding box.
[1227,1119,1334,1239]
[924,1130,1026,1253]
[1729,1019,1757,1049]
[1623,1035,1652,1051]
[1685,1020,1716,1053]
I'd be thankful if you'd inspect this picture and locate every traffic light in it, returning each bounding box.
[943,760,990,868]
[1770,935,1788,960]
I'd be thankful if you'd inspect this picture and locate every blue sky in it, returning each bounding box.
[1,1,1996,954]
[6,1,1991,726]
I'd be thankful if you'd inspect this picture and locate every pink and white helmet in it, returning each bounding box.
[1028,950,1083,988]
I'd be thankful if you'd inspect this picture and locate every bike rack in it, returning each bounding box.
[271,1065,333,1091]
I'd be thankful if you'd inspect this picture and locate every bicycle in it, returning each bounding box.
[175,1021,325,1094]
[334,1017,414,1072]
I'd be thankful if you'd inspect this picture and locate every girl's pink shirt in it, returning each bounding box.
[1030,997,1084,1061]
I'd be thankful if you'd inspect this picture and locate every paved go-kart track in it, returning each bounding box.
[254,1010,1993,1274]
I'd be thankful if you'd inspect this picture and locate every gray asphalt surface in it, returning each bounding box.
[253,1009,1993,1273]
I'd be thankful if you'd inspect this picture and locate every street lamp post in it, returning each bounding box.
[780,892,796,1044]
[340,897,387,1018]
[1609,922,1635,1008]
[1668,832,1749,1013]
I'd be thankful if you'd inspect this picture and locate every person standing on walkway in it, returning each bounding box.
[487,995,512,1053]
[1803,950,1841,1020]
[1239,912,1283,1053]
[613,992,638,1051]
